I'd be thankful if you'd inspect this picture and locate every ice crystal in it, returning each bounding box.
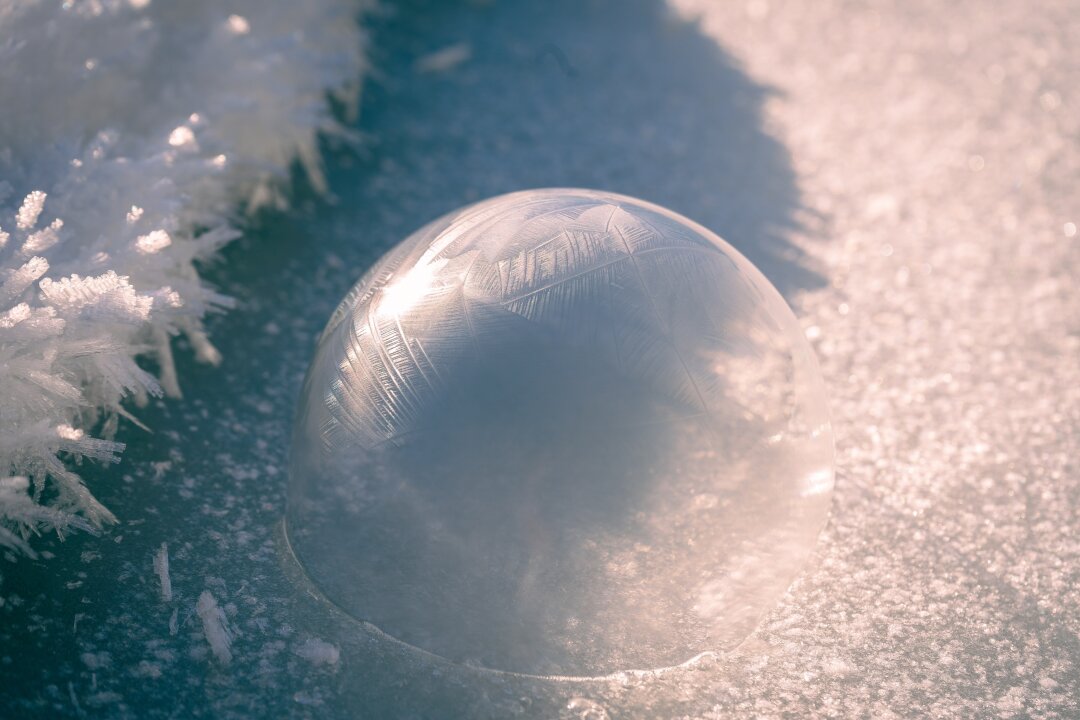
[0,0,369,556]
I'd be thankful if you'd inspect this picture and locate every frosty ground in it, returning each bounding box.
[3,0,1079,718]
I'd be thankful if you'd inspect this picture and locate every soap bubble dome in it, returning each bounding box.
[285,188,833,677]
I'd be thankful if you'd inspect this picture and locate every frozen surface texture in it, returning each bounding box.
[287,189,833,676]
[0,0,368,555]
[2,0,1080,716]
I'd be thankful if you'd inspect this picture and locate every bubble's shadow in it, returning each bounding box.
[310,0,818,301]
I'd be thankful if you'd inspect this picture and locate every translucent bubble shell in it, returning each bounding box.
[286,189,833,677]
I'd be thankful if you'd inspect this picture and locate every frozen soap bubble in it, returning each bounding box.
[286,189,833,677]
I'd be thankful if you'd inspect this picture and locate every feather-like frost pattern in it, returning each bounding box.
[0,0,369,556]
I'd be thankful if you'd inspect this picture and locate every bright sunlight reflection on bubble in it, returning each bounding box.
[285,189,834,677]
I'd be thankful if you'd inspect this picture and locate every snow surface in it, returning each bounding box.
[2,0,1079,717]
[0,0,367,554]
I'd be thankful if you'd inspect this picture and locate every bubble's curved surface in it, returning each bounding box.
[286,189,833,677]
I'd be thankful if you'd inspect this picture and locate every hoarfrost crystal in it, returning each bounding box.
[286,189,833,676]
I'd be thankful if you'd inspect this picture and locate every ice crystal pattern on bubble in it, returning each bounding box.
[287,189,834,677]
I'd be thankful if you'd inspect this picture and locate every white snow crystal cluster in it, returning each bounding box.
[0,0,367,556]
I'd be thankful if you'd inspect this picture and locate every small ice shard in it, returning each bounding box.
[414,43,472,73]
[16,191,46,230]
[153,543,172,601]
[196,591,233,665]
[68,682,82,716]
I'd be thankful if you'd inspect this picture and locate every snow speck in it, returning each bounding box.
[294,638,340,667]
[167,126,196,150]
[136,230,172,255]
[80,651,112,670]
[226,15,251,35]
